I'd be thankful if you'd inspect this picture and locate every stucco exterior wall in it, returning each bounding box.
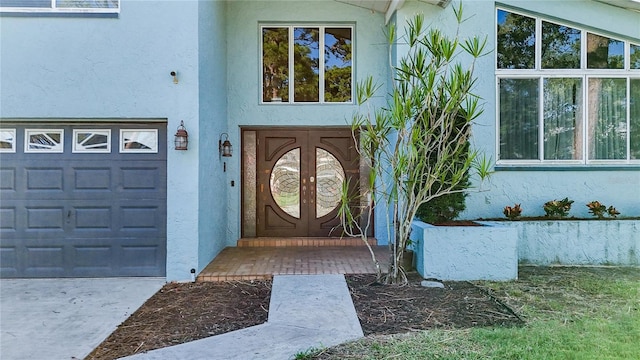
[396,0,640,221]
[0,1,205,281]
[412,220,519,281]
[515,220,640,265]
[224,0,390,245]
[197,0,229,280]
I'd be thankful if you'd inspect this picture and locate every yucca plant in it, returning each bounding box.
[338,4,492,284]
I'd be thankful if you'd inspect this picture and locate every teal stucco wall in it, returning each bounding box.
[197,0,229,280]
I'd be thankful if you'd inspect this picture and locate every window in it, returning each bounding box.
[73,129,111,153]
[25,129,64,153]
[0,0,119,13]
[120,129,158,153]
[261,25,353,104]
[0,129,16,153]
[497,8,639,165]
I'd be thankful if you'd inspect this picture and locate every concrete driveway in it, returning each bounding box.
[0,278,164,360]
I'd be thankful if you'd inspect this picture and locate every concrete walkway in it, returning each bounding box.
[0,278,165,360]
[123,274,364,360]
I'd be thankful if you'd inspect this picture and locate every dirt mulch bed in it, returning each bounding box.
[86,273,522,360]
[348,273,523,335]
[85,280,272,360]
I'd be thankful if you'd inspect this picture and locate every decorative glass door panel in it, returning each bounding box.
[270,148,301,218]
[255,128,359,237]
[315,148,345,218]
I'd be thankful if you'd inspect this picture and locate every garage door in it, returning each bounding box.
[0,122,167,278]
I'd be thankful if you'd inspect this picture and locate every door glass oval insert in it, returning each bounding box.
[316,148,345,218]
[270,148,301,218]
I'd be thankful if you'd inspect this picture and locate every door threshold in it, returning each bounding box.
[237,237,377,247]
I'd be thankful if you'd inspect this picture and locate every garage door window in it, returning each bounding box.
[25,129,64,153]
[0,129,16,152]
[120,129,158,153]
[73,129,111,153]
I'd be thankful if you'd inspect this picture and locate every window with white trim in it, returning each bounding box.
[0,0,119,14]
[73,129,111,153]
[120,129,158,153]
[25,129,64,153]
[496,8,640,165]
[0,129,16,153]
[261,25,353,104]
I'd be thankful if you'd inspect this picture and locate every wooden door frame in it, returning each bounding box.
[241,126,368,238]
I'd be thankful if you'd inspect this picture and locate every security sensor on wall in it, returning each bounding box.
[170,71,178,84]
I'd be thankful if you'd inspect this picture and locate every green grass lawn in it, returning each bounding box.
[306,266,640,359]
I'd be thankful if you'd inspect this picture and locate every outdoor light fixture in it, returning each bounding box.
[219,133,232,158]
[174,120,188,150]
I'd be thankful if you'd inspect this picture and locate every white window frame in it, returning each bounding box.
[25,129,64,153]
[495,7,640,166]
[0,0,120,14]
[259,24,355,105]
[119,129,158,153]
[72,129,111,153]
[0,129,16,153]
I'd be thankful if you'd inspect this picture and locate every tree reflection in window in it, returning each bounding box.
[587,33,624,69]
[325,27,352,102]
[631,44,640,70]
[263,28,289,102]
[543,78,583,160]
[497,10,535,69]
[262,25,352,103]
[294,27,320,102]
[542,21,580,69]
[588,78,627,160]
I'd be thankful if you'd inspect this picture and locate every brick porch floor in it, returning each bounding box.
[197,238,390,282]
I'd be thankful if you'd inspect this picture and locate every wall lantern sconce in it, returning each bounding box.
[174,120,189,150]
[219,133,233,158]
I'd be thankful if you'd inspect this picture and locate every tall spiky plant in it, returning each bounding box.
[339,4,492,284]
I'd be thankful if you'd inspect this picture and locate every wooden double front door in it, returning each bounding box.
[254,128,360,237]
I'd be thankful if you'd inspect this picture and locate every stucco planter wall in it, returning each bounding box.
[411,220,518,281]
[513,220,640,266]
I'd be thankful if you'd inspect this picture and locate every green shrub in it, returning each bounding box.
[416,186,468,224]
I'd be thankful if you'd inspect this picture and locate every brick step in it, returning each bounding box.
[237,237,377,247]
